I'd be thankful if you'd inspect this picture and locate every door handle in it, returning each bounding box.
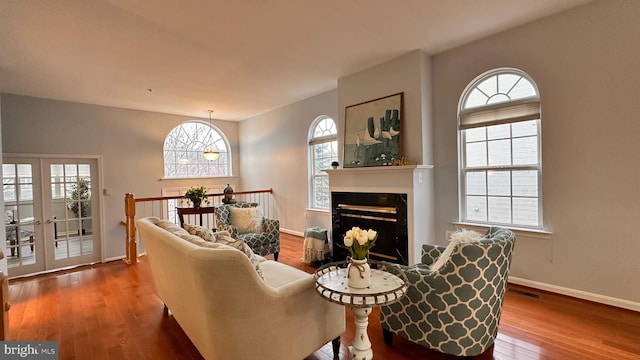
[46,219,54,224]
[35,220,42,225]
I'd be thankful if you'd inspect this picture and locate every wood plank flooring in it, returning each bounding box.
[7,232,640,359]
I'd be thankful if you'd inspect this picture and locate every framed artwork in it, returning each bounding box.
[343,93,403,167]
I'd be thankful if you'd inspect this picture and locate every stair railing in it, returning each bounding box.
[123,189,275,264]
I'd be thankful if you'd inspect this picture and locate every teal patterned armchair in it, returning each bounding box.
[380,227,515,357]
[215,203,280,261]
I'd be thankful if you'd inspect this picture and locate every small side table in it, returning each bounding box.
[315,260,407,360]
[176,206,219,229]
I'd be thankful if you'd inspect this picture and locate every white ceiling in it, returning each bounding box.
[0,0,591,121]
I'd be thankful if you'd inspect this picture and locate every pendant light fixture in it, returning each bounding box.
[203,110,220,161]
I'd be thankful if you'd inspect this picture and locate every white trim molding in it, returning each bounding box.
[509,276,640,313]
[281,228,304,238]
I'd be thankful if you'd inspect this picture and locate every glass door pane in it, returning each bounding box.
[3,161,45,277]
[46,160,100,267]
[2,157,101,277]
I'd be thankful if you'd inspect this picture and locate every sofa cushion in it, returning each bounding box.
[183,223,233,242]
[157,219,190,237]
[155,220,207,245]
[214,232,265,280]
[185,222,265,280]
[229,206,264,233]
[259,261,311,288]
[183,223,216,241]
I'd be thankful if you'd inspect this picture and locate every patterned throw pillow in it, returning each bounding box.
[229,206,264,233]
[213,232,265,280]
[184,222,264,280]
[183,223,216,241]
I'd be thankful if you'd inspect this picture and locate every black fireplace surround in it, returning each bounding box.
[331,192,408,265]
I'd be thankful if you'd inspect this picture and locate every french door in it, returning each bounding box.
[3,156,101,277]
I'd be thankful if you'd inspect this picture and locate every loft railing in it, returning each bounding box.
[123,189,275,264]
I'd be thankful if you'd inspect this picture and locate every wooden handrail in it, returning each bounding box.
[123,189,274,264]
[131,189,273,203]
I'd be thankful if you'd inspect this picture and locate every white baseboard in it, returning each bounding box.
[105,253,149,262]
[509,276,640,312]
[104,255,126,263]
[281,228,304,238]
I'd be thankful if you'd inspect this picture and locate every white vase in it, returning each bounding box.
[347,258,371,289]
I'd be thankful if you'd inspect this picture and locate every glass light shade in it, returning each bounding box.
[203,150,220,161]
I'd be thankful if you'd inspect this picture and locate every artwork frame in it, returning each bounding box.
[343,92,403,167]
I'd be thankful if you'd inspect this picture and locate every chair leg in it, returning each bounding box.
[273,251,279,262]
[331,336,340,358]
[382,328,393,346]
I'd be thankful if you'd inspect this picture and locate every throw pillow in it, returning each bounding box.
[213,232,265,280]
[229,206,264,233]
[183,223,216,242]
[430,229,484,272]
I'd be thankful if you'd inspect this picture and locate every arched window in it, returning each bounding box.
[164,121,230,178]
[458,68,542,229]
[308,116,338,209]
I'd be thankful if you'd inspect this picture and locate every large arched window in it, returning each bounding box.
[164,121,230,178]
[458,68,542,229]
[308,116,338,209]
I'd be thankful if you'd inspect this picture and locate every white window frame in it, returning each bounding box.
[163,121,231,179]
[308,116,338,210]
[458,68,544,231]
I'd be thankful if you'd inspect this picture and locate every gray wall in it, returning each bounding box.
[1,94,240,259]
[239,90,338,234]
[432,0,640,303]
[338,50,433,166]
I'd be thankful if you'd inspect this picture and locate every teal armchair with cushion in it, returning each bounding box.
[380,227,515,357]
[215,203,280,261]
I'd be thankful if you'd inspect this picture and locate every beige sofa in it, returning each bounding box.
[136,216,345,360]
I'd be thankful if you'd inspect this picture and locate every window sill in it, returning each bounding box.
[159,175,237,181]
[452,222,552,240]
[306,208,330,215]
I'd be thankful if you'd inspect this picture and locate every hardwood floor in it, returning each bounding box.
[7,232,640,359]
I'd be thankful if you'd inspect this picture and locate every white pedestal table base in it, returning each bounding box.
[348,307,373,359]
[314,261,407,360]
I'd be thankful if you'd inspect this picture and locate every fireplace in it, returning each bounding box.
[332,192,408,265]
[326,165,435,266]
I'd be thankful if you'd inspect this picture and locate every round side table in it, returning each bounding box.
[315,260,407,360]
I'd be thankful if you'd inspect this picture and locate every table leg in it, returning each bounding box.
[348,307,373,360]
[9,240,16,257]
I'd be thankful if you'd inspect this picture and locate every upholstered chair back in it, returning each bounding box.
[215,203,280,260]
[380,227,515,357]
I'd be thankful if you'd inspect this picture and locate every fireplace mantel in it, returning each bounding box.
[327,165,434,265]
[326,164,431,174]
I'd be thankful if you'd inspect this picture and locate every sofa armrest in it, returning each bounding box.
[268,275,315,298]
[263,218,280,234]
[260,261,313,296]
